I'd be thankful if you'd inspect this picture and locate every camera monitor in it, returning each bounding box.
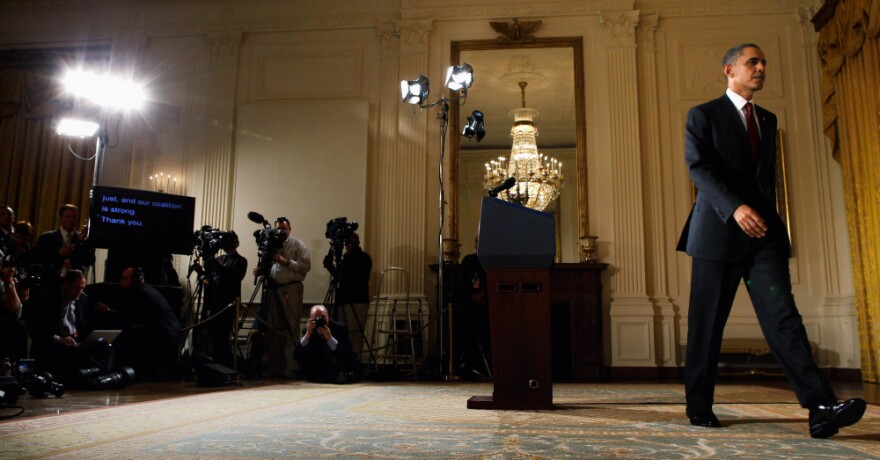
[89,186,195,255]
[476,197,555,269]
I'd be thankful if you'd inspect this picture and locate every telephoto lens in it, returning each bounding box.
[85,367,136,391]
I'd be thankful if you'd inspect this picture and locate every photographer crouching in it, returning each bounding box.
[294,304,360,383]
[252,217,310,379]
[191,229,247,368]
[322,220,372,364]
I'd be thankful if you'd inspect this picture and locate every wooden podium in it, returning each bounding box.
[467,197,555,410]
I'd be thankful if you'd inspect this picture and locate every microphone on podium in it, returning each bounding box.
[488,177,516,198]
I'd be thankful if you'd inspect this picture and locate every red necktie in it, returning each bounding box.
[744,102,759,162]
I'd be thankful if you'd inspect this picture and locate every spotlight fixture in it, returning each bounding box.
[63,70,145,111]
[56,118,100,138]
[444,63,474,92]
[401,75,430,105]
[461,110,486,141]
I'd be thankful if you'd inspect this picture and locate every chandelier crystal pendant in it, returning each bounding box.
[483,81,564,211]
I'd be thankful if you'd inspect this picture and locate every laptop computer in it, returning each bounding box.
[82,330,122,347]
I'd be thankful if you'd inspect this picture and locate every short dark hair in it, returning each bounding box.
[275,217,290,227]
[13,220,33,236]
[722,43,761,66]
[58,203,79,217]
[64,269,85,284]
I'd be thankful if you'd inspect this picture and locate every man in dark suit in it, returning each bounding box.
[113,266,182,380]
[677,43,865,438]
[24,270,113,381]
[193,231,248,368]
[294,304,360,383]
[35,204,95,277]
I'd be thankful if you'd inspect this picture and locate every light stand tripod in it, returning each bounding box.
[400,65,484,379]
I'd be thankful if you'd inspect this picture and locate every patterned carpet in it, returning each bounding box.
[1,382,879,459]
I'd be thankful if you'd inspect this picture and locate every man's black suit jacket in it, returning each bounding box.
[35,229,95,272]
[676,94,790,263]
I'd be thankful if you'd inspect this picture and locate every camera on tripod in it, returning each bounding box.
[192,225,235,259]
[324,217,358,268]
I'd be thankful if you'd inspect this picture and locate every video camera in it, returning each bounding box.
[247,211,288,282]
[192,225,236,259]
[324,217,358,270]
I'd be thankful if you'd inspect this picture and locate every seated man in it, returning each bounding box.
[294,304,360,383]
[112,266,183,380]
[23,270,114,383]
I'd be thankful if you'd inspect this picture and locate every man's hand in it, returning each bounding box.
[733,204,767,238]
[273,254,289,265]
[59,244,75,258]
[58,336,77,347]
[1,267,14,285]
[317,323,333,341]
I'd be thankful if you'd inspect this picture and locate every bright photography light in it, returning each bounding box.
[400,75,429,105]
[63,70,145,111]
[444,63,473,91]
[56,117,100,138]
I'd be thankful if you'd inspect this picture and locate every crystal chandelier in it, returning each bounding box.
[483,81,564,211]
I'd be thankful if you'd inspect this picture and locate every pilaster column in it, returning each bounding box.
[600,10,656,368]
[201,30,242,230]
[375,18,432,296]
[636,14,678,367]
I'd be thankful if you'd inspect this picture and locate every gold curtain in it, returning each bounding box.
[815,0,880,382]
[0,48,106,236]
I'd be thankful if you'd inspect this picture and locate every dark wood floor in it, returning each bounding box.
[3,377,875,421]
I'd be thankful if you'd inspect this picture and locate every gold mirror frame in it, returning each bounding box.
[449,37,588,249]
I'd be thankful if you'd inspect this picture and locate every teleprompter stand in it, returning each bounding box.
[467,197,556,410]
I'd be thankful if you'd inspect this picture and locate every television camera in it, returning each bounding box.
[247,211,288,282]
[324,217,358,271]
[192,225,236,260]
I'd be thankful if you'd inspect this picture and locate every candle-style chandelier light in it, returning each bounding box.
[483,81,563,211]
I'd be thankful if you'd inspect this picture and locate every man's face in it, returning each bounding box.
[63,277,86,300]
[725,46,766,96]
[60,209,78,232]
[0,207,13,228]
[120,268,135,289]
[275,221,290,239]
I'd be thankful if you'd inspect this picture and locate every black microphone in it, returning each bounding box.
[247,211,268,226]
[488,177,516,197]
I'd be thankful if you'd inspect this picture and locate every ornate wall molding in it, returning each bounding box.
[395,19,433,54]
[207,30,243,58]
[600,10,640,47]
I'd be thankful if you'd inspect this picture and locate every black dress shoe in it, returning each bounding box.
[809,398,867,438]
[686,408,721,427]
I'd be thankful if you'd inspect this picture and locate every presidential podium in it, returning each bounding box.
[467,197,556,410]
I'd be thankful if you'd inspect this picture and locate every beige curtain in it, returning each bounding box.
[816,0,880,382]
[0,48,106,235]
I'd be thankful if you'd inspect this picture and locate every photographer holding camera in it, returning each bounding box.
[252,217,311,379]
[294,304,360,383]
[192,230,247,368]
[1,262,26,362]
[35,204,95,281]
[323,230,371,362]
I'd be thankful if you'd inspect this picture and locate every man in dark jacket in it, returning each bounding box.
[677,43,864,438]
[113,266,182,380]
[294,304,360,383]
